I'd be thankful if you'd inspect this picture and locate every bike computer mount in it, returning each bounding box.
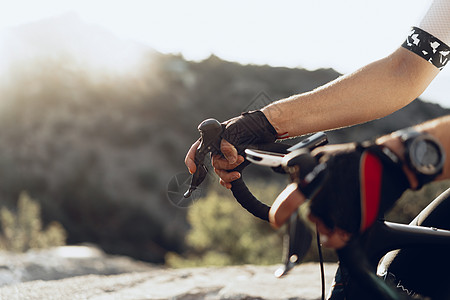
[245,132,328,167]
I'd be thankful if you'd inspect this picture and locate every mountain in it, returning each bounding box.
[0,12,150,73]
[0,13,448,263]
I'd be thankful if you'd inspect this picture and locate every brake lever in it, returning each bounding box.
[274,210,313,277]
[184,118,223,198]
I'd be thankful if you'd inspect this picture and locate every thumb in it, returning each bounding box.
[221,139,238,164]
[185,139,200,174]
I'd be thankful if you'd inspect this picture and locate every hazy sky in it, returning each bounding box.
[1,0,449,107]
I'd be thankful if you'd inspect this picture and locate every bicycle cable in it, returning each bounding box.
[316,225,325,300]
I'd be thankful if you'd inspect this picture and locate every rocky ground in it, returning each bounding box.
[0,245,337,300]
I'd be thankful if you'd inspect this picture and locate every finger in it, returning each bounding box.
[185,140,200,174]
[219,179,232,189]
[220,139,238,164]
[319,229,351,249]
[214,168,241,183]
[211,154,244,170]
[308,213,351,249]
[307,214,332,235]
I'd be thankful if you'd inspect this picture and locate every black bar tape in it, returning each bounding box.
[230,178,270,222]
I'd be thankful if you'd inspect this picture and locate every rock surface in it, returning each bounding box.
[0,246,338,300]
[0,245,156,286]
[0,264,337,300]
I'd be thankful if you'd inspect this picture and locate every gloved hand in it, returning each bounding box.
[304,143,410,235]
[221,110,278,153]
[185,110,278,188]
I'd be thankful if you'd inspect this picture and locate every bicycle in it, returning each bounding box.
[185,118,450,300]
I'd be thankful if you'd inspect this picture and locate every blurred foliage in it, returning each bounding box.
[386,180,450,224]
[166,180,338,267]
[0,53,342,262]
[166,181,284,267]
[0,192,66,252]
[167,179,450,268]
[0,43,448,263]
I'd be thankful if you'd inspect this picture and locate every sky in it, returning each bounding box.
[1,0,449,107]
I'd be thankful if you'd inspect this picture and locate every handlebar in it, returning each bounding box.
[184,117,328,222]
[184,118,328,281]
[230,142,291,221]
[185,117,450,300]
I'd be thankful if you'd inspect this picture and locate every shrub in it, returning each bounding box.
[0,192,67,252]
[166,181,284,267]
[386,180,450,224]
[167,178,450,268]
[167,179,344,267]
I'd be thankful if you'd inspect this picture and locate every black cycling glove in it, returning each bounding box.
[221,110,278,154]
[306,143,410,234]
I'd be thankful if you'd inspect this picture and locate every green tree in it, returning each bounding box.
[167,182,284,267]
[0,192,67,252]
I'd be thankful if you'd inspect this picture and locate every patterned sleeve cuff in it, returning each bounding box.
[402,26,450,70]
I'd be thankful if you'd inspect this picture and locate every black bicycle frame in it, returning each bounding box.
[186,118,450,299]
[336,219,450,300]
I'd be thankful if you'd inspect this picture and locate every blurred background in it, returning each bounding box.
[0,0,448,267]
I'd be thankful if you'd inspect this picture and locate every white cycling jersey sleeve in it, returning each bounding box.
[419,0,450,45]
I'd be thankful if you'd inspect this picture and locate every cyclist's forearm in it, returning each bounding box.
[262,47,439,138]
[377,115,450,189]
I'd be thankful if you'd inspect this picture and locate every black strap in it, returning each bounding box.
[228,142,291,222]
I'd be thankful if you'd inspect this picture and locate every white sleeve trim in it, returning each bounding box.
[419,0,450,46]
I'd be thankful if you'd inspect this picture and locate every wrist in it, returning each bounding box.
[376,135,420,190]
[222,110,278,150]
[261,106,290,139]
[376,128,446,190]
